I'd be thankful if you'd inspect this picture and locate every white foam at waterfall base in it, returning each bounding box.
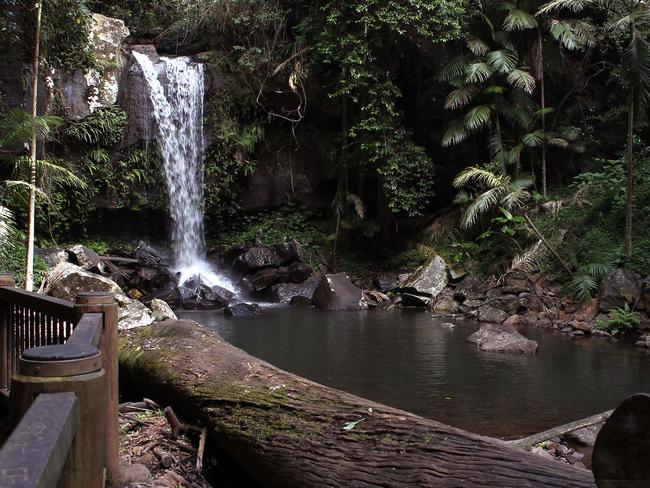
[133,51,236,294]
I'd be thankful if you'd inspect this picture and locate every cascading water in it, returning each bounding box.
[133,51,235,291]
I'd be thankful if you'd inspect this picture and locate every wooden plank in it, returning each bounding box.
[100,256,138,264]
[0,392,77,488]
[0,288,75,322]
[65,313,103,349]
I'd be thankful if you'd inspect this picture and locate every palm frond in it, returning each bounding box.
[549,19,595,51]
[453,166,505,189]
[504,9,538,31]
[445,85,481,109]
[465,62,495,84]
[522,130,545,146]
[623,33,650,113]
[466,36,490,56]
[13,157,87,189]
[500,185,531,209]
[442,118,470,146]
[570,273,597,303]
[507,69,536,93]
[464,105,493,131]
[486,49,518,73]
[548,137,570,148]
[0,109,62,148]
[439,55,473,82]
[461,186,504,228]
[494,31,515,50]
[537,0,591,16]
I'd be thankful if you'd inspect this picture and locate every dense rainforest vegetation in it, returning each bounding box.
[1,0,649,301]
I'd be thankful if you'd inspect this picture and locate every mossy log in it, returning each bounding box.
[118,319,595,487]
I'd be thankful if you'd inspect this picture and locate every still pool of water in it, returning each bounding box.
[178,307,650,439]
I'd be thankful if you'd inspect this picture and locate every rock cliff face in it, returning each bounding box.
[55,14,130,117]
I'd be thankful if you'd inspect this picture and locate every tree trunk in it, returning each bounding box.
[119,320,596,488]
[625,92,634,261]
[24,0,43,292]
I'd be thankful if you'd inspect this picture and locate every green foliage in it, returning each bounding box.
[596,304,640,336]
[65,107,127,147]
[453,166,532,228]
[210,205,330,266]
[0,232,49,287]
[570,261,614,303]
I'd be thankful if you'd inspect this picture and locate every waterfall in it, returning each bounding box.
[133,51,234,291]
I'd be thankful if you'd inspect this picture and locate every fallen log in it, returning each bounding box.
[509,409,613,450]
[118,320,595,487]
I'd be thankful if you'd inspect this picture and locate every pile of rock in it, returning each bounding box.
[225,239,319,306]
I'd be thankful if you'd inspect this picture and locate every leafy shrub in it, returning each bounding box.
[596,304,641,336]
[0,235,49,288]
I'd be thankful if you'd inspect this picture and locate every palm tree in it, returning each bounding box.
[452,166,532,228]
[502,0,595,195]
[538,0,650,259]
[440,13,537,174]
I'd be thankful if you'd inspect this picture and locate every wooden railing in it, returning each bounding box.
[0,273,119,487]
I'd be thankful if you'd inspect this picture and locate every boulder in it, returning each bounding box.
[289,296,313,307]
[39,262,121,300]
[503,314,522,327]
[396,293,432,308]
[134,242,162,268]
[399,255,448,299]
[224,302,262,317]
[233,246,281,273]
[210,285,235,306]
[467,324,538,354]
[117,463,152,487]
[115,294,156,330]
[39,249,69,268]
[149,299,177,321]
[313,273,363,311]
[67,244,101,271]
[248,268,284,292]
[642,276,650,310]
[478,305,508,324]
[286,261,312,284]
[432,291,462,314]
[373,274,399,293]
[275,239,305,265]
[268,276,320,304]
[598,268,642,312]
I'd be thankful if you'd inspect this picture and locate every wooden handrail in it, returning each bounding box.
[0,392,78,488]
[0,274,119,487]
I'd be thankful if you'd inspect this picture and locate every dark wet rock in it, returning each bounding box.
[117,463,152,486]
[275,238,304,265]
[566,452,584,465]
[134,242,162,268]
[501,274,530,295]
[641,276,650,310]
[598,268,641,312]
[268,276,320,304]
[374,274,400,293]
[396,293,431,308]
[233,246,281,273]
[493,295,520,313]
[478,305,508,323]
[432,291,462,314]
[562,327,573,333]
[571,330,585,337]
[503,314,522,327]
[448,265,467,282]
[290,296,313,307]
[67,244,101,271]
[210,285,235,305]
[564,424,602,447]
[467,323,538,354]
[313,273,363,311]
[286,261,313,283]
[224,302,262,317]
[398,255,448,299]
[518,293,544,312]
[249,267,285,291]
[486,288,503,300]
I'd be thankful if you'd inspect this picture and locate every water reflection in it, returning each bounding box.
[178,308,650,438]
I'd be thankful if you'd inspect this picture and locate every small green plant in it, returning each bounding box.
[596,304,640,336]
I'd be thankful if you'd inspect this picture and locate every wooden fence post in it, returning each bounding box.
[74,292,119,483]
[0,274,15,395]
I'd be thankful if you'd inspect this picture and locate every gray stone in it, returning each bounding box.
[224,302,262,317]
[115,294,156,330]
[233,246,281,273]
[571,330,585,337]
[148,299,177,321]
[268,276,320,304]
[530,446,554,460]
[432,295,462,314]
[478,305,508,324]
[39,262,121,300]
[598,268,642,312]
[117,462,152,487]
[275,238,305,265]
[67,244,101,271]
[562,327,573,333]
[556,444,571,457]
[399,255,448,299]
[397,293,432,308]
[566,452,584,465]
[40,250,69,268]
[467,323,538,354]
[313,273,363,311]
[564,424,602,447]
[248,267,285,291]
